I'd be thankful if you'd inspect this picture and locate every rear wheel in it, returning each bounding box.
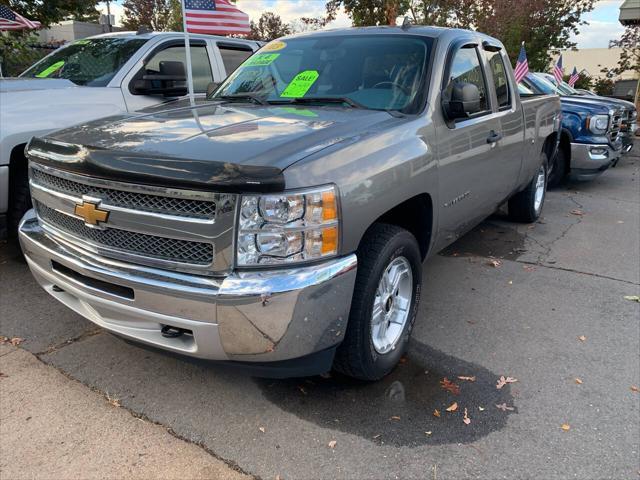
[508,154,547,223]
[334,224,422,381]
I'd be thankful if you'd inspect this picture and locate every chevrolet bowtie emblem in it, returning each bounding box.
[74,200,109,226]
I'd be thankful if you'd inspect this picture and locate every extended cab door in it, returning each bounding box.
[122,39,222,112]
[434,40,502,245]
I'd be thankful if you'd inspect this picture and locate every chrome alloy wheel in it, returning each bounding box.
[371,256,413,354]
[534,165,546,213]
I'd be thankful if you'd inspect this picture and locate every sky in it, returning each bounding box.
[98,0,627,49]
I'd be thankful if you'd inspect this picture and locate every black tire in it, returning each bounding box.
[548,147,567,188]
[8,162,31,238]
[508,153,547,223]
[333,223,422,381]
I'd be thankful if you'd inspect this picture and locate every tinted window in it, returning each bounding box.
[21,38,147,86]
[219,45,253,75]
[487,50,511,108]
[445,46,489,113]
[145,44,212,92]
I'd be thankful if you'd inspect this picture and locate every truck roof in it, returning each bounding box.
[84,30,260,44]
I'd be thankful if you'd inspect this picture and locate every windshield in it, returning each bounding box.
[211,35,433,113]
[536,73,577,95]
[525,74,559,95]
[21,38,148,87]
[517,83,535,95]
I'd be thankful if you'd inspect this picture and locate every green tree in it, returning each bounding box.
[608,25,640,76]
[593,77,614,96]
[247,12,292,41]
[8,0,101,27]
[326,0,409,26]
[122,0,176,31]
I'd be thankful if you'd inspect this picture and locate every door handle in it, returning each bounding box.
[487,130,502,144]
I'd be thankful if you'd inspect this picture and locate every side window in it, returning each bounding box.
[486,50,511,109]
[218,44,254,75]
[445,46,490,114]
[144,44,213,93]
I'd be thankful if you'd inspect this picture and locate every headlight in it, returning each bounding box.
[587,114,609,134]
[236,185,339,266]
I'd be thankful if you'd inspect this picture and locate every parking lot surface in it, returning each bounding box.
[1,153,639,479]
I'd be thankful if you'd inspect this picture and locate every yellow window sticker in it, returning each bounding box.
[280,70,319,98]
[74,39,90,45]
[35,61,65,78]
[244,53,280,67]
[263,41,286,52]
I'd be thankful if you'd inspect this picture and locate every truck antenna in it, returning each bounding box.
[401,16,412,30]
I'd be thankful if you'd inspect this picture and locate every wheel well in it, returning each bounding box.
[542,133,557,164]
[368,193,433,260]
[558,132,571,174]
[9,143,28,178]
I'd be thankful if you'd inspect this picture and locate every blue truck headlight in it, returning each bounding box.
[236,185,340,266]
[587,114,609,135]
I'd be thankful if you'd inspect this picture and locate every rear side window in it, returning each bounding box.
[445,46,489,114]
[486,50,511,108]
[218,44,254,75]
[144,44,213,92]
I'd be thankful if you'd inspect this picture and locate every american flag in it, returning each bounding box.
[553,55,564,85]
[0,4,40,30]
[513,44,529,84]
[568,67,579,87]
[183,0,250,36]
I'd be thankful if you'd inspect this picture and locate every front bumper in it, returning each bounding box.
[19,211,357,368]
[569,142,621,181]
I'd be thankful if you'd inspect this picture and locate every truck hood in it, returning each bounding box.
[561,95,631,113]
[0,78,77,92]
[29,101,397,192]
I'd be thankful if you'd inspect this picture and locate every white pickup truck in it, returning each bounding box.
[0,31,260,237]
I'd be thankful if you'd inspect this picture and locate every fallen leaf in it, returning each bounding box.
[478,406,485,411]
[106,393,121,408]
[457,375,476,382]
[446,402,458,412]
[578,335,587,342]
[9,337,24,346]
[463,408,471,425]
[495,403,515,412]
[440,377,461,395]
[0,336,7,344]
[570,209,584,216]
[328,440,337,449]
[433,409,441,418]
[623,295,640,303]
[425,431,432,435]
[631,386,639,393]
[259,427,266,433]
[561,423,571,431]
[575,378,583,385]
[487,259,502,268]
[390,416,401,421]
[496,376,518,389]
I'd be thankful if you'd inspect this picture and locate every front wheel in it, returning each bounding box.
[508,155,547,223]
[333,224,422,381]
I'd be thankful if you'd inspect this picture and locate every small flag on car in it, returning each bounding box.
[568,67,579,87]
[183,0,250,36]
[0,4,40,30]
[514,43,529,84]
[553,55,564,85]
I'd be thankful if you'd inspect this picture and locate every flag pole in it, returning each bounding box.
[180,0,195,107]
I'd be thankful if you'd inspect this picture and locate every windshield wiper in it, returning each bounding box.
[215,94,268,105]
[269,97,366,109]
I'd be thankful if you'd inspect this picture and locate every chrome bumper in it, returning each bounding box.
[19,211,357,363]
[569,142,620,181]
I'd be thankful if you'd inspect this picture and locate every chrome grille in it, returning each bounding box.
[609,110,622,143]
[35,201,214,265]
[31,168,216,219]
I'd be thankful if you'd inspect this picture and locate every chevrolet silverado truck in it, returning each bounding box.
[0,31,260,237]
[19,27,561,380]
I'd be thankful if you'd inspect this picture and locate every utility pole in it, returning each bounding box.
[106,0,112,32]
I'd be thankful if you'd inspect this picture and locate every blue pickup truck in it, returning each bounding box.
[522,73,629,186]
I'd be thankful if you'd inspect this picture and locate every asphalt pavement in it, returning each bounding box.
[1,152,638,479]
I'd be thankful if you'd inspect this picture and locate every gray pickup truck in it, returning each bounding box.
[19,26,561,380]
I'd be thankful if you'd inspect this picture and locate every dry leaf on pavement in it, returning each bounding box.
[561,423,571,431]
[487,259,502,268]
[463,408,471,425]
[390,416,401,421]
[631,386,639,393]
[478,406,485,411]
[575,378,583,384]
[623,295,640,303]
[259,427,266,433]
[440,377,461,395]
[578,335,587,342]
[433,409,441,418]
[446,402,458,412]
[495,403,515,412]
[570,209,584,216]
[496,376,518,389]
[328,440,337,449]
[457,376,476,382]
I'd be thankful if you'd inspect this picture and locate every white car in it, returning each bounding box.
[0,30,260,237]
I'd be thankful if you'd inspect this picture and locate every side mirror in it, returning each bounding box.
[206,81,220,97]
[132,60,188,97]
[443,82,481,120]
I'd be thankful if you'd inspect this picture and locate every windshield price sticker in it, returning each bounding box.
[263,41,286,52]
[74,39,90,45]
[280,70,319,98]
[35,61,65,78]
[244,53,280,67]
